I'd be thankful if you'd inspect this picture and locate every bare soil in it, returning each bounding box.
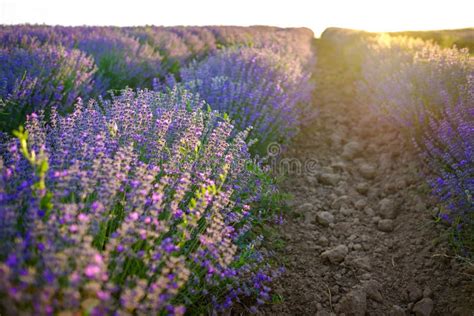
[260,39,474,315]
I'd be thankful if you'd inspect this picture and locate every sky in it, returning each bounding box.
[0,0,473,36]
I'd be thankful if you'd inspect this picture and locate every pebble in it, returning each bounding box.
[363,279,383,302]
[354,199,367,210]
[407,282,423,302]
[372,216,381,223]
[355,182,370,195]
[331,161,346,172]
[317,236,329,247]
[340,207,353,216]
[333,222,351,237]
[364,207,375,217]
[317,211,335,226]
[342,141,363,159]
[332,195,351,209]
[319,173,340,186]
[321,245,349,264]
[377,219,394,232]
[359,163,377,179]
[352,243,362,251]
[412,298,434,316]
[378,198,398,219]
[353,256,372,271]
[337,287,367,316]
[389,305,406,316]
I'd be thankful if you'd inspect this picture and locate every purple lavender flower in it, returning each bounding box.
[0,88,282,314]
[180,47,314,154]
[0,43,97,132]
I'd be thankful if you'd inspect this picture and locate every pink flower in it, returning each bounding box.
[69,224,79,233]
[78,213,89,222]
[93,254,103,264]
[129,212,139,221]
[97,290,111,301]
[84,265,101,278]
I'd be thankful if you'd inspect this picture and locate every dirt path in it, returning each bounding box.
[261,40,474,315]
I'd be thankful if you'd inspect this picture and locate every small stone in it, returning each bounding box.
[353,257,372,271]
[340,207,353,216]
[352,243,362,251]
[335,186,346,196]
[372,216,381,224]
[354,199,367,210]
[378,198,398,219]
[363,280,383,302]
[389,305,405,316]
[342,141,363,159]
[319,173,340,186]
[337,287,367,316]
[332,195,351,209]
[407,282,423,302]
[321,245,349,264]
[423,287,432,298]
[317,211,335,227]
[355,182,369,195]
[333,222,351,237]
[364,207,375,217]
[359,163,377,179]
[317,236,329,247]
[413,298,434,316]
[348,234,358,241]
[331,161,347,172]
[377,219,394,232]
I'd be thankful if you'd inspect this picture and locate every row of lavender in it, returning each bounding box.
[0,26,315,314]
[324,29,473,256]
[0,25,314,142]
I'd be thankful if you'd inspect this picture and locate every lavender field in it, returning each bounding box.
[0,25,472,315]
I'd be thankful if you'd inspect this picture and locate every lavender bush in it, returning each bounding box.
[357,34,474,256]
[0,43,97,133]
[74,28,164,91]
[0,26,164,92]
[0,88,284,314]
[179,47,314,154]
[359,34,472,130]
[417,88,473,255]
[0,25,315,90]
